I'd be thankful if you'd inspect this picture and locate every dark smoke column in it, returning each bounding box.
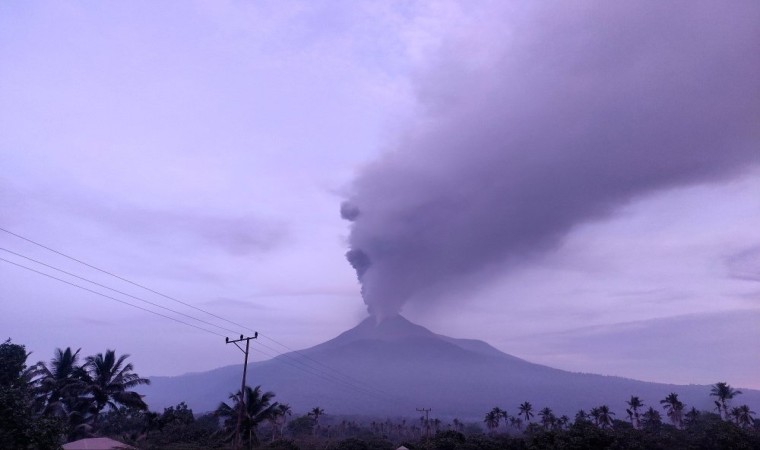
[340,202,381,317]
[341,1,760,319]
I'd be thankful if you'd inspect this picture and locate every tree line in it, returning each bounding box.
[2,339,758,449]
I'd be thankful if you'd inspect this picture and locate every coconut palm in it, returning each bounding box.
[589,407,601,427]
[509,416,523,430]
[483,410,500,434]
[683,407,700,428]
[32,347,95,439]
[538,407,555,430]
[83,349,150,424]
[659,393,684,428]
[308,406,325,428]
[269,403,291,441]
[489,407,504,431]
[710,382,742,420]
[597,405,615,429]
[626,396,644,429]
[518,402,534,423]
[730,405,755,428]
[641,407,662,430]
[33,347,88,416]
[500,409,509,432]
[216,385,279,447]
[575,409,589,424]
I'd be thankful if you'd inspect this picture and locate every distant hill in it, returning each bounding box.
[141,315,760,420]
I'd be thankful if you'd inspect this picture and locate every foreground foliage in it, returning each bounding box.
[2,339,758,449]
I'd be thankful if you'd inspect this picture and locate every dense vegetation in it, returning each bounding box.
[2,339,758,449]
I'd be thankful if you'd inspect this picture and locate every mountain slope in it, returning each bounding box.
[141,315,760,419]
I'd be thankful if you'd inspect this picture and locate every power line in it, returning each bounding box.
[0,226,403,404]
[0,248,242,336]
[253,339,404,404]
[248,340,402,406]
[0,226,256,334]
[0,257,225,338]
[257,333,401,400]
[1,253,405,407]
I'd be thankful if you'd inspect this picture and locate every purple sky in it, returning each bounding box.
[1,1,759,390]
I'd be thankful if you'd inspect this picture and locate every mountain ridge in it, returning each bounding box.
[141,315,760,419]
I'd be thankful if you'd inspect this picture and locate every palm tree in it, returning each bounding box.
[32,347,94,439]
[216,385,279,447]
[432,418,441,434]
[483,410,500,434]
[589,407,601,427]
[538,407,555,430]
[626,396,644,429]
[731,405,755,428]
[270,403,291,442]
[710,382,742,420]
[575,409,589,424]
[659,393,684,428]
[509,416,523,430]
[683,407,700,428]
[33,347,88,416]
[500,409,509,432]
[488,407,504,432]
[518,402,534,423]
[83,350,150,424]
[597,405,615,429]
[641,407,662,430]
[308,406,325,436]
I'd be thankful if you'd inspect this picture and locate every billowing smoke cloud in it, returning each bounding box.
[343,2,760,318]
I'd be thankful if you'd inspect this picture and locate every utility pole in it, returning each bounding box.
[226,333,258,450]
[416,408,431,439]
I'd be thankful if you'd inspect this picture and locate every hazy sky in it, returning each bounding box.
[1,1,758,390]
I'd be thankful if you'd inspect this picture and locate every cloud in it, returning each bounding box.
[510,309,760,388]
[0,183,289,256]
[342,1,760,317]
[726,246,760,283]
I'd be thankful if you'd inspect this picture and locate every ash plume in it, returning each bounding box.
[343,1,760,318]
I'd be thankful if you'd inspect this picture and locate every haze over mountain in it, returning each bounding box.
[143,315,759,419]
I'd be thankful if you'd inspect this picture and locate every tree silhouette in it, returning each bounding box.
[730,405,755,428]
[518,402,534,423]
[710,382,742,420]
[641,406,662,431]
[596,405,615,429]
[538,407,555,430]
[660,392,684,429]
[270,403,291,441]
[625,395,644,429]
[483,410,500,434]
[33,347,88,417]
[83,349,150,424]
[216,385,278,447]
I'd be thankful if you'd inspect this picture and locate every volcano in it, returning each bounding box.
[142,315,760,418]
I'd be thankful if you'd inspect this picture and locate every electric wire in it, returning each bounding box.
[257,333,401,399]
[0,226,255,334]
[0,257,225,338]
[0,247,242,336]
[253,338,407,404]
[1,253,404,406]
[247,341,404,406]
[2,251,398,403]
[0,227,402,402]
[0,227,400,395]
